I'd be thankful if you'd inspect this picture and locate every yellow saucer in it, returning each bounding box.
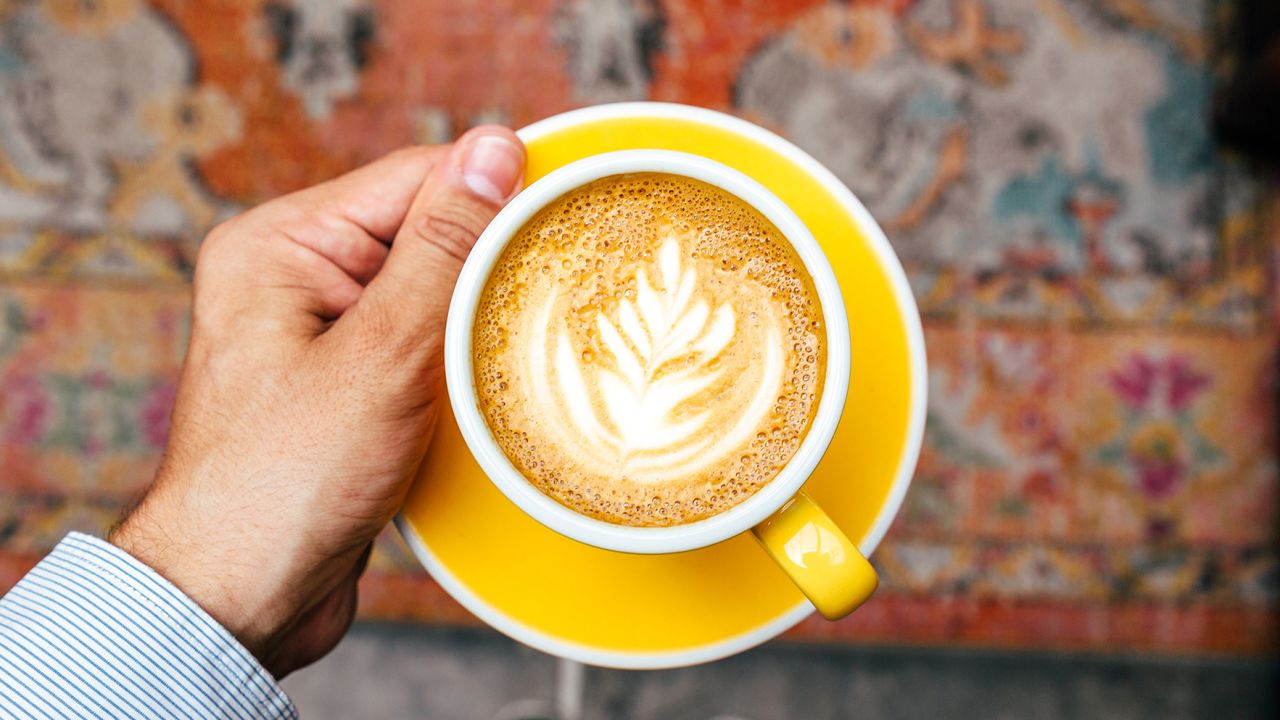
[396,103,926,669]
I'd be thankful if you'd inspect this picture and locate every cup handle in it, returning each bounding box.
[750,492,878,620]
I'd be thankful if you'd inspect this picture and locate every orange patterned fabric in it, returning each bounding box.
[0,0,1275,654]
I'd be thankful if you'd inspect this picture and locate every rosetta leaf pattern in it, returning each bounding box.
[593,238,735,453]
[543,233,785,482]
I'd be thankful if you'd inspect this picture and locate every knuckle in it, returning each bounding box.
[197,219,234,259]
[387,144,432,162]
[409,201,489,260]
[421,210,481,245]
[194,235,230,283]
[195,230,248,285]
[196,217,256,274]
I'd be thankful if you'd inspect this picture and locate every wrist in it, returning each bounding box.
[108,494,290,661]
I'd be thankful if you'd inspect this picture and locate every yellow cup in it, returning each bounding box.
[397,102,927,668]
[443,148,875,620]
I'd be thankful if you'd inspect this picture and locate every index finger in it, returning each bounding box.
[226,144,450,288]
[298,144,451,243]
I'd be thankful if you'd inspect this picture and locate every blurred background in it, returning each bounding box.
[0,0,1276,718]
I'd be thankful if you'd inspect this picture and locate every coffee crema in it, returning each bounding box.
[473,172,826,527]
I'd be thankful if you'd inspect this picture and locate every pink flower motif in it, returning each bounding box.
[1,375,51,445]
[1109,354,1211,411]
[86,369,111,390]
[1127,420,1187,500]
[1109,355,1157,408]
[140,379,177,450]
[1135,459,1183,499]
[1166,357,1210,411]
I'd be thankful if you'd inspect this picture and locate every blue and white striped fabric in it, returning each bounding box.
[0,532,296,719]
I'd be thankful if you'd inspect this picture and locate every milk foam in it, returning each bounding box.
[529,234,785,483]
[474,173,826,527]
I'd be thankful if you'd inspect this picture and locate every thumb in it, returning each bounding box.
[356,126,525,351]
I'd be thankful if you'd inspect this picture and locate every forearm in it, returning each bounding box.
[0,533,296,719]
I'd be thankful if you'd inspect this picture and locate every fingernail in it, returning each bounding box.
[462,135,523,203]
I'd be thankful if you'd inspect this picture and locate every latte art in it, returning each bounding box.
[474,173,826,527]
[533,234,784,483]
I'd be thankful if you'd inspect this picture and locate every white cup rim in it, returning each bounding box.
[444,149,852,554]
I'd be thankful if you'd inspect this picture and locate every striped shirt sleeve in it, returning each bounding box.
[0,532,297,719]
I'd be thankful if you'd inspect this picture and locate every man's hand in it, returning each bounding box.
[109,127,526,678]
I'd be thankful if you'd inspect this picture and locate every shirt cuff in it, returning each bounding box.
[0,532,297,719]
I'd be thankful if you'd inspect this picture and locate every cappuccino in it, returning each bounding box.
[473,173,826,527]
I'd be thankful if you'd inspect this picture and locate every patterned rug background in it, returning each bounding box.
[0,0,1276,655]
